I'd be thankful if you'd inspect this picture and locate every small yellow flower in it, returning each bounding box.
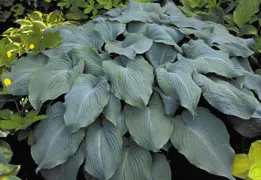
[6,52,12,59]
[29,44,35,50]
[3,78,12,87]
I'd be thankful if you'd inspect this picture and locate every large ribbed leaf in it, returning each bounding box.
[148,154,171,180]
[231,58,261,101]
[31,103,85,172]
[43,26,104,57]
[124,93,173,152]
[111,142,152,180]
[216,42,254,57]
[116,112,128,136]
[105,33,153,59]
[181,40,241,78]
[29,54,84,110]
[227,116,261,138]
[109,11,161,24]
[154,87,179,116]
[64,74,110,133]
[181,40,229,60]
[168,16,205,30]
[94,21,126,42]
[102,55,154,108]
[125,0,164,15]
[170,107,235,180]
[41,143,85,180]
[109,1,162,24]
[163,0,185,16]
[145,24,183,53]
[156,61,201,116]
[84,120,122,180]
[193,73,260,119]
[68,47,105,77]
[103,94,121,126]
[145,42,177,68]
[2,54,48,96]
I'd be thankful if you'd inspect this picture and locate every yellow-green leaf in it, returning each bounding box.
[249,161,261,180]
[232,154,251,179]
[248,140,261,163]
[0,175,21,180]
[0,163,20,177]
[233,0,261,28]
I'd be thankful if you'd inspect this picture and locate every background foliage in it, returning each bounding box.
[178,0,261,53]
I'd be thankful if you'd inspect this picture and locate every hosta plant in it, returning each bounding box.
[232,140,261,180]
[2,0,261,179]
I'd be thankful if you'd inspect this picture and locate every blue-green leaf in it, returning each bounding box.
[94,21,126,42]
[170,107,235,180]
[105,33,153,59]
[156,61,201,116]
[84,119,122,180]
[64,74,110,133]
[28,54,84,110]
[145,24,183,53]
[148,154,171,180]
[2,54,48,96]
[43,26,104,57]
[193,73,260,119]
[145,42,177,68]
[41,143,85,180]
[31,103,85,172]
[103,94,121,126]
[111,141,152,180]
[68,47,105,77]
[124,93,173,152]
[227,116,261,138]
[102,55,154,108]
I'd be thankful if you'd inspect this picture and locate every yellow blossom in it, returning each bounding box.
[6,52,12,59]
[29,44,35,50]
[3,78,12,87]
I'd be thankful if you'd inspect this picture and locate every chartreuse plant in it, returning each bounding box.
[232,140,261,180]
[2,0,261,179]
[45,0,153,20]
[0,137,21,179]
[1,10,67,59]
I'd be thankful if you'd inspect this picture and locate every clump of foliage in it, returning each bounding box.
[0,134,21,179]
[45,0,154,20]
[1,10,68,59]
[0,10,70,82]
[2,0,261,180]
[232,140,261,180]
[179,0,261,53]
